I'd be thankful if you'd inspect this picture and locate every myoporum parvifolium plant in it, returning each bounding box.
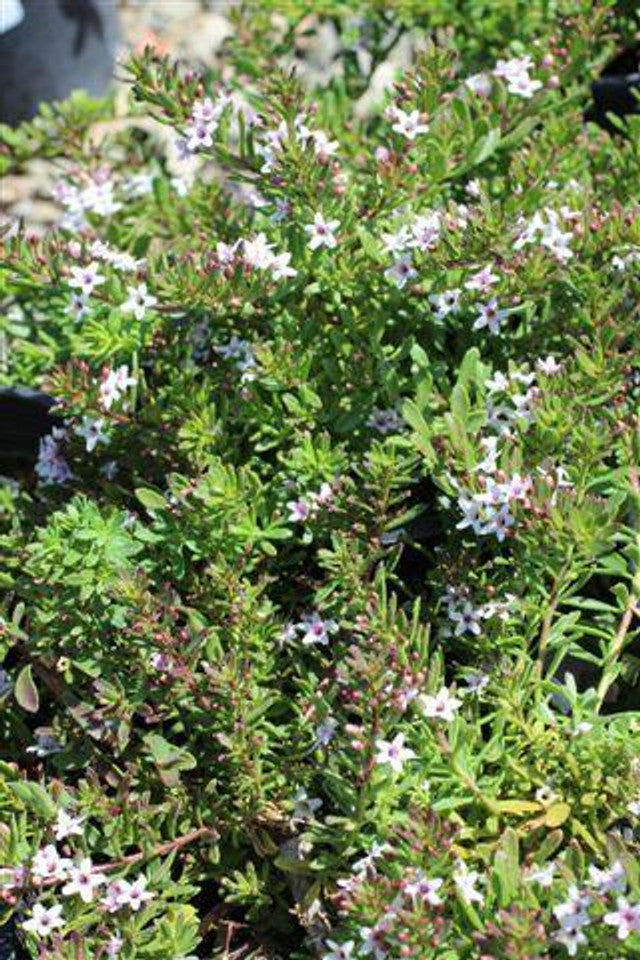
[0,2,639,958]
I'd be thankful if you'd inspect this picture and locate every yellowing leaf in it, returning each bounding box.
[493,800,541,815]
[544,802,571,827]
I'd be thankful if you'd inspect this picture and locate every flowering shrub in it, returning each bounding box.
[1,3,639,958]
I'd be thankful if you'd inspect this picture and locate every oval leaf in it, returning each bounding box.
[135,487,168,512]
[14,665,39,713]
[544,802,571,828]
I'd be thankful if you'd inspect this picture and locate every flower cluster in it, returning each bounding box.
[514,206,577,261]
[493,55,544,98]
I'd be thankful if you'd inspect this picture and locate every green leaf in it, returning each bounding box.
[8,781,56,818]
[144,734,197,787]
[14,665,39,713]
[470,127,501,166]
[492,828,520,906]
[135,487,168,512]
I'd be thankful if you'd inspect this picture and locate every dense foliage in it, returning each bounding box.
[0,2,639,957]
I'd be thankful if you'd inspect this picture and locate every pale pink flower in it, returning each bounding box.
[419,686,462,722]
[22,903,64,937]
[604,898,640,940]
[31,845,71,882]
[404,870,444,905]
[391,108,429,140]
[374,733,416,774]
[68,262,105,297]
[472,298,509,335]
[54,809,84,841]
[62,858,106,903]
[305,212,340,250]
[121,283,157,320]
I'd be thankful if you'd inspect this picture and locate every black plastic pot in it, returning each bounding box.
[0,387,60,468]
[586,44,640,131]
[0,915,19,960]
[0,0,121,126]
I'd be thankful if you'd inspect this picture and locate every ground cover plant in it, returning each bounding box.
[0,1,639,957]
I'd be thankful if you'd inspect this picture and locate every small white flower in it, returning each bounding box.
[404,870,444,905]
[524,861,556,887]
[571,721,593,737]
[323,941,356,960]
[216,240,240,266]
[22,902,64,937]
[449,602,483,636]
[359,921,392,959]
[269,250,297,280]
[99,365,137,411]
[465,73,492,97]
[485,370,510,393]
[297,612,338,646]
[381,226,411,256]
[456,496,484,535]
[311,130,339,159]
[76,416,109,453]
[31,845,71,882]
[192,96,220,124]
[305,212,340,250]
[460,672,490,695]
[419,686,462,722]
[121,283,157,321]
[483,504,515,541]
[472,298,509,335]
[429,288,461,319]
[102,879,127,913]
[536,355,563,375]
[410,212,441,250]
[106,935,124,957]
[465,264,499,292]
[185,121,216,152]
[507,73,543,98]
[67,291,90,320]
[353,842,389,875]
[315,716,338,746]
[287,498,312,522]
[62,858,106,903]
[123,172,154,198]
[374,733,416,774]
[628,799,640,817]
[367,407,404,434]
[384,256,417,288]
[114,875,154,912]
[68,261,105,297]
[312,482,334,507]
[54,809,84,841]
[493,57,542,98]
[604,898,640,940]
[242,233,275,269]
[588,861,627,895]
[553,886,592,930]
[493,55,535,80]
[554,925,588,957]
[391,108,429,140]
[453,861,484,904]
[476,436,500,473]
